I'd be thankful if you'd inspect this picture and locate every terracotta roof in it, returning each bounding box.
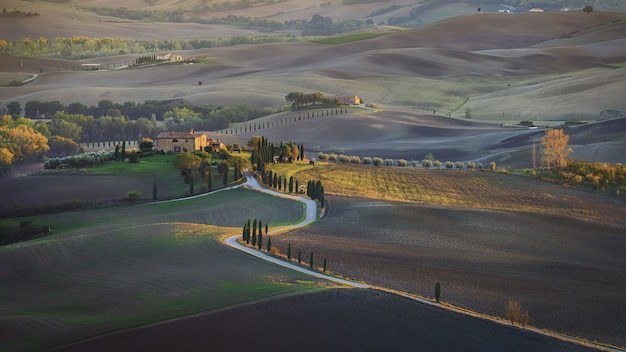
[155,131,202,139]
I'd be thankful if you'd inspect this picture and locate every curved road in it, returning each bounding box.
[224,174,368,288]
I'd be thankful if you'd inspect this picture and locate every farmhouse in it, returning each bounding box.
[155,130,207,153]
[156,53,184,62]
[336,95,362,105]
[155,130,226,153]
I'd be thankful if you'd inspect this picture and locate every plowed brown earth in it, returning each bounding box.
[50,289,598,352]
[270,195,626,347]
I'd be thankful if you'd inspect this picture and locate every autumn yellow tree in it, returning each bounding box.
[0,147,13,177]
[0,121,49,163]
[541,129,572,169]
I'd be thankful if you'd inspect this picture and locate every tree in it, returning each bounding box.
[121,141,126,161]
[173,152,202,174]
[541,129,571,169]
[257,230,263,250]
[0,147,13,177]
[47,135,79,157]
[267,237,272,252]
[435,282,441,303]
[505,300,529,326]
[7,102,21,117]
[207,166,213,191]
[287,243,291,259]
[465,107,472,119]
[139,138,154,153]
[323,258,327,272]
[298,249,302,263]
[583,5,593,14]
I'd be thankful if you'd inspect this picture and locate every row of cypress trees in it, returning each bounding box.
[242,218,270,250]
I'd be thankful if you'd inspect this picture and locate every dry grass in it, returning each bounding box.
[288,162,626,223]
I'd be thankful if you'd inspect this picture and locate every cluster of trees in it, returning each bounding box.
[1,8,39,17]
[0,35,305,59]
[2,99,278,147]
[264,170,299,193]
[285,92,336,109]
[242,218,269,250]
[555,160,626,192]
[43,151,113,170]
[307,179,325,208]
[0,116,49,177]
[249,135,304,174]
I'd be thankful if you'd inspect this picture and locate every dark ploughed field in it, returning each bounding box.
[50,289,597,352]
[271,196,626,348]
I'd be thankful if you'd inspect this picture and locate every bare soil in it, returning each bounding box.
[49,289,598,352]
[269,195,626,347]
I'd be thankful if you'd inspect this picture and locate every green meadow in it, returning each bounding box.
[0,184,331,352]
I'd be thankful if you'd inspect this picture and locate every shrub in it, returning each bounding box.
[467,161,475,170]
[338,154,350,163]
[412,160,418,167]
[128,151,139,163]
[455,161,464,169]
[505,300,529,326]
[434,160,441,168]
[397,159,407,167]
[490,161,496,171]
[445,161,453,169]
[317,152,329,161]
[363,157,371,165]
[423,159,432,168]
[372,157,383,166]
[125,190,141,202]
[328,153,338,162]
[350,156,361,164]
[385,158,393,166]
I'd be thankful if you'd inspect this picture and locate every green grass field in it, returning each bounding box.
[0,186,330,352]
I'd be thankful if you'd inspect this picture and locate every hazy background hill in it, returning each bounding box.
[1,1,625,166]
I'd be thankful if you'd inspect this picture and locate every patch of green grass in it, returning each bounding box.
[90,153,177,176]
[311,32,389,44]
[17,187,306,234]
[1,194,333,352]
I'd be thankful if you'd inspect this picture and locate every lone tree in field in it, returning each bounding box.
[541,129,572,169]
[505,300,530,326]
[583,5,593,14]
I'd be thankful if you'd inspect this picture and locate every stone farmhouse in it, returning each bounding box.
[155,130,225,153]
[336,95,362,105]
[156,53,184,62]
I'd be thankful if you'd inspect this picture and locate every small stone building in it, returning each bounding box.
[155,130,207,153]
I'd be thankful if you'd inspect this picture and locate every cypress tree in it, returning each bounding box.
[242,224,246,241]
[258,231,263,250]
[265,224,268,235]
[298,249,301,263]
[251,231,257,247]
[287,243,291,259]
[152,182,157,200]
[114,144,120,160]
[310,251,314,269]
[435,282,441,303]
[207,167,212,191]
[323,258,327,272]
[121,141,126,161]
[267,237,272,251]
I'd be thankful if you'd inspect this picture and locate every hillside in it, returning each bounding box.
[1,10,625,166]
